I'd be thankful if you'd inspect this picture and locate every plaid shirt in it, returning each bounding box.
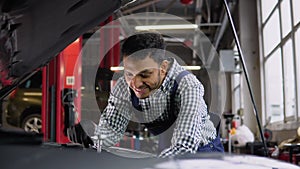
[95,58,217,158]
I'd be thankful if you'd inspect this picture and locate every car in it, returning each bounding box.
[0,0,123,135]
[4,70,42,133]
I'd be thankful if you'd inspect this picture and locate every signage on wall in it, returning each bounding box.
[66,76,75,86]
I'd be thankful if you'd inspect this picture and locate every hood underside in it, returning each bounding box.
[0,0,121,81]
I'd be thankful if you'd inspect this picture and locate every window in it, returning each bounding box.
[292,0,300,25]
[282,39,296,119]
[280,0,292,37]
[259,0,300,125]
[263,9,280,55]
[261,0,277,22]
[265,49,283,122]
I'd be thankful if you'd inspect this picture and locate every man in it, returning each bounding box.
[68,31,224,157]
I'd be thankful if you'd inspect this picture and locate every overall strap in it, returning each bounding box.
[171,70,190,101]
[169,70,190,119]
[130,89,142,111]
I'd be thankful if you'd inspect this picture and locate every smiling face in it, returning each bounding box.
[123,54,168,99]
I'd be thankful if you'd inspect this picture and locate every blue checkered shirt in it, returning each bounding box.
[95,58,217,158]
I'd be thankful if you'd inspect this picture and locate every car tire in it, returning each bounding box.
[21,114,42,133]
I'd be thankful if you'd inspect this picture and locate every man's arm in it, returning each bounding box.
[94,77,132,148]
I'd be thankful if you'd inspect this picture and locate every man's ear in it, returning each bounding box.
[160,60,169,74]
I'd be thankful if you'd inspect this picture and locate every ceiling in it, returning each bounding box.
[117,0,239,51]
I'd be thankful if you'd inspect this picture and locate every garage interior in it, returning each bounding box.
[1,0,300,166]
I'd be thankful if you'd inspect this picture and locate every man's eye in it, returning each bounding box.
[140,74,147,78]
[125,72,133,77]
[140,72,151,78]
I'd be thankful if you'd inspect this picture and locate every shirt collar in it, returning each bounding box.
[160,58,185,94]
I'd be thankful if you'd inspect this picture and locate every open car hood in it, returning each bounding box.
[0,0,123,84]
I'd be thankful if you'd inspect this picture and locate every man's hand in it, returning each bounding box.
[67,123,94,148]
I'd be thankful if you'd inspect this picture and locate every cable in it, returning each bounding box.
[222,0,268,157]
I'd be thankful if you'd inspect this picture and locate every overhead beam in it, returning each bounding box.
[121,0,162,14]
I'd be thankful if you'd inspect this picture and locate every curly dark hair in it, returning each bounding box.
[121,32,167,64]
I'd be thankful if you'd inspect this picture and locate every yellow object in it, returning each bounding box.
[230,128,236,135]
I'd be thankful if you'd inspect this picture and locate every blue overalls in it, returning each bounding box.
[130,70,224,154]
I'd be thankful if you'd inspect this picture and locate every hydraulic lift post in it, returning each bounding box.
[42,38,82,143]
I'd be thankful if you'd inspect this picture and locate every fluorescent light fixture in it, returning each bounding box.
[24,92,42,96]
[135,24,198,31]
[110,66,201,71]
[110,66,124,71]
[182,66,201,70]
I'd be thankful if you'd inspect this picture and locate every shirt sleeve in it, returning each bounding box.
[94,78,132,147]
[159,75,216,158]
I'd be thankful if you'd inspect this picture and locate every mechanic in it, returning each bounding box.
[68,31,224,157]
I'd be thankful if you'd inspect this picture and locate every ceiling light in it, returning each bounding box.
[182,66,201,70]
[110,66,124,71]
[23,92,42,96]
[110,66,201,71]
[135,24,198,31]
